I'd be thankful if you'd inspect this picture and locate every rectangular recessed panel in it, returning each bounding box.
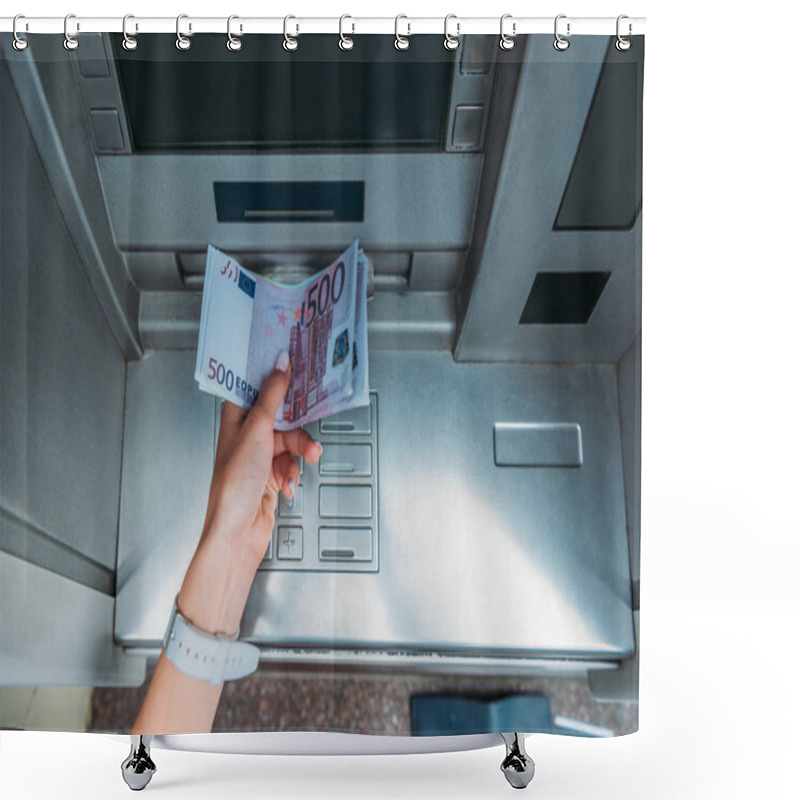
[494,423,583,467]
[319,485,373,518]
[519,271,611,325]
[451,105,485,150]
[89,110,126,152]
[77,33,110,78]
[320,404,372,435]
[554,60,642,230]
[319,528,373,562]
[319,444,372,477]
[215,181,364,223]
[115,35,453,152]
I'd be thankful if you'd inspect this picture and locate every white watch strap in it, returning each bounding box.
[163,596,260,686]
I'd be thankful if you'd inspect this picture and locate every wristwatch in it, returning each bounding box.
[163,595,260,686]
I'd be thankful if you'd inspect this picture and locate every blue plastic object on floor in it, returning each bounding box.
[410,693,553,736]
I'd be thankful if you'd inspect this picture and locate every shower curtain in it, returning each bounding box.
[0,19,643,773]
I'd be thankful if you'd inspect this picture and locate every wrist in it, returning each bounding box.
[177,533,260,638]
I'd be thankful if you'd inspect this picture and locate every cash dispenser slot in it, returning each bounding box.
[214,181,365,224]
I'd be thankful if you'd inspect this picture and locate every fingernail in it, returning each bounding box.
[288,477,296,495]
[275,350,290,372]
[316,443,323,454]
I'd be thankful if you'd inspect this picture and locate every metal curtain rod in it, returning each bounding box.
[1,15,645,37]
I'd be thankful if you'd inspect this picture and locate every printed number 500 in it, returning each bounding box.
[207,357,234,391]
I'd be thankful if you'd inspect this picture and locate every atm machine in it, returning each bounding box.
[0,31,642,785]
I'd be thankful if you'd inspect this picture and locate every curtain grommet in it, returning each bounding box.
[616,15,632,51]
[176,14,191,50]
[12,15,28,51]
[339,15,355,50]
[499,14,515,50]
[554,15,570,51]
[394,15,410,51]
[227,15,242,51]
[122,14,138,51]
[444,14,459,51]
[283,15,299,51]
[63,13,79,51]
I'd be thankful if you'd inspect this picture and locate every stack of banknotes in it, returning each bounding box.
[195,241,369,430]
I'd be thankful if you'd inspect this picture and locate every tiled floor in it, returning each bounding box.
[89,664,637,736]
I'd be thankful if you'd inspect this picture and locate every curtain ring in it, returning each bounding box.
[63,13,79,51]
[283,15,298,51]
[554,14,570,51]
[394,15,410,51]
[339,15,354,50]
[499,14,515,51]
[176,14,191,50]
[227,15,242,51]
[616,15,632,51]
[444,14,459,51]
[122,15,138,51]
[12,15,28,51]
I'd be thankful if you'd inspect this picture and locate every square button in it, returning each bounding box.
[279,485,303,517]
[277,526,303,560]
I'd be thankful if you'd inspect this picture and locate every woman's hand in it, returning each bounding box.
[176,351,321,639]
[202,350,323,568]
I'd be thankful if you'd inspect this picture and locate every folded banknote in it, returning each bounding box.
[195,242,369,430]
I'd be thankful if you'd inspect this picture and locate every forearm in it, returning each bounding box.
[131,532,262,735]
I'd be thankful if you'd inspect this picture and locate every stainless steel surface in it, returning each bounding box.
[124,645,616,677]
[98,154,483,252]
[138,290,457,352]
[500,733,535,789]
[493,423,583,467]
[1,61,126,572]
[115,352,216,645]
[455,39,642,364]
[1,553,145,686]
[2,44,141,358]
[121,735,156,791]
[115,351,633,663]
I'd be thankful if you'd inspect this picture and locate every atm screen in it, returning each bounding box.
[114,34,455,152]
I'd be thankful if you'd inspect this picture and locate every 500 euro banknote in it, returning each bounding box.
[195,241,369,430]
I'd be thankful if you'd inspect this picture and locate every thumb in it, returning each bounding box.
[248,350,291,431]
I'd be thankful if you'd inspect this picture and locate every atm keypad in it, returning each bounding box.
[259,393,379,573]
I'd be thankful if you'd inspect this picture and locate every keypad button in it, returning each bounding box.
[277,526,303,560]
[279,485,303,518]
[319,485,373,518]
[319,444,372,477]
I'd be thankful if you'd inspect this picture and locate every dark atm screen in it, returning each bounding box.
[114,34,455,152]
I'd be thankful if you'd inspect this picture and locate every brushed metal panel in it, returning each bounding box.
[319,445,372,477]
[114,352,216,644]
[320,404,372,435]
[113,351,633,662]
[455,39,642,364]
[494,423,583,467]
[98,153,482,252]
[319,528,373,562]
[319,486,373,518]
[243,354,632,658]
[1,68,126,571]
[1,553,145,687]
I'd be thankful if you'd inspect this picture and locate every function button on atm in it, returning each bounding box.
[279,485,303,518]
[277,526,303,560]
[318,444,372,477]
[319,485,373,518]
[319,404,372,435]
[319,527,373,562]
[263,535,273,561]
